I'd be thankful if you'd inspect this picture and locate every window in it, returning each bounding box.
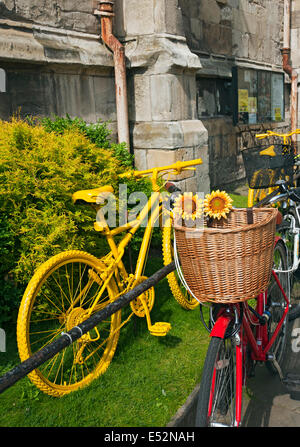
[232,67,284,125]
[0,68,6,93]
[196,78,232,118]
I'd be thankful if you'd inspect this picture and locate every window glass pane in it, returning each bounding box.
[0,69,6,93]
[257,70,271,122]
[271,73,284,122]
[233,67,284,125]
[216,79,232,116]
[197,79,216,117]
[197,78,232,118]
[237,68,257,124]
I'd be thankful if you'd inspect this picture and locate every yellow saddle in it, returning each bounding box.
[259,145,276,156]
[72,185,114,204]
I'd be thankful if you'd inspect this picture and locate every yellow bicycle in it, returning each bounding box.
[247,129,300,207]
[16,158,202,397]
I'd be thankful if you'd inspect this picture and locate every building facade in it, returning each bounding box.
[0,0,299,193]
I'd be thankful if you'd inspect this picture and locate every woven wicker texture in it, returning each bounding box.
[174,208,278,303]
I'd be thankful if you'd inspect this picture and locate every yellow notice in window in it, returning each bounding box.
[275,107,282,121]
[248,97,257,113]
[238,89,248,112]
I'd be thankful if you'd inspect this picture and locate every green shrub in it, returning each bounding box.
[38,114,134,168]
[0,117,153,324]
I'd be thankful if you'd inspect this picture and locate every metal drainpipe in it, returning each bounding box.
[282,0,298,143]
[94,1,130,150]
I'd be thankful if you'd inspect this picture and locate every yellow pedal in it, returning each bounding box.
[149,322,171,337]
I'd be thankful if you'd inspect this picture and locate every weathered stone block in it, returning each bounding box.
[133,121,184,149]
[123,0,155,36]
[93,75,117,122]
[233,9,258,35]
[232,29,249,58]
[199,0,221,25]
[13,0,98,34]
[128,74,152,122]
[194,144,210,194]
[248,32,262,61]
[153,0,185,36]
[292,10,300,28]
[150,74,183,121]
[146,147,195,180]
[128,35,201,74]
[202,22,232,56]
[180,119,208,148]
[133,148,147,171]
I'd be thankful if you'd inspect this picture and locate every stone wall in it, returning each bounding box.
[0,0,211,194]
[291,0,300,134]
[114,0,210,193]
[0,0,296,192]
[179,0,283,65]
[178,0,289,188]
[0,0,99,34]
[0,1,118,135]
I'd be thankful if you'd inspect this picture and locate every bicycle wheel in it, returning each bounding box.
[277,210,300,321]
[17,250,121,397]
[266,239,290,375]
[196,334,242,427]
[162,216,199,310]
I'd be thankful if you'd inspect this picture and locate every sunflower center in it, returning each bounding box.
[210,197,226,211]
[181,197,196,215]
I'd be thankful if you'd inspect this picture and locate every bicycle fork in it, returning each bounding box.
[209,311,243,427]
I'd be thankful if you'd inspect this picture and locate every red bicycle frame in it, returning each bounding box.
[208,269,290,426]
[242,271,289,362]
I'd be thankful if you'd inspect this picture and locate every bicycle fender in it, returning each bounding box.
[210,315,232,339]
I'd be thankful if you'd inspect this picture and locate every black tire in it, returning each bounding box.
[196,335,240,427]
[276,210,300,321]
[266,239,291,375]
[289,303,300,321]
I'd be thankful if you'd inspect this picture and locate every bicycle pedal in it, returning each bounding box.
[149,322,171,337]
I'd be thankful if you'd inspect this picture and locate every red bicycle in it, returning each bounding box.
[195,238,290,427]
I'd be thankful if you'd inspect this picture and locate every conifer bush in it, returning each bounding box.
[0,116,152,324]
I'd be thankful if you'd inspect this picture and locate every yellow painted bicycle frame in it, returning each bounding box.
[73,158,202,335]
[256,129,300,146]
[248,129,300,207]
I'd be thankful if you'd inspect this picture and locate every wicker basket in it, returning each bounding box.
[174,208,278,303]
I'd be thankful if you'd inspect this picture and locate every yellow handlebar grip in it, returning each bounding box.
[256,133,269,139]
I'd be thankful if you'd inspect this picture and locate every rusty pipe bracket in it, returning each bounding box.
[94,9,115,17]
[94,1,115,17]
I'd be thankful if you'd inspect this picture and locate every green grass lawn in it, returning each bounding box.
[0,192,248,427]
[0,255,210,427]
[230,193,248,208]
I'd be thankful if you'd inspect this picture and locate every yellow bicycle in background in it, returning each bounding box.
[16,158,202,397]
[247,129,300,207]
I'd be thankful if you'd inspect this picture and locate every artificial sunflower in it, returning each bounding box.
[172,192,203,225]
[204,190,233,220]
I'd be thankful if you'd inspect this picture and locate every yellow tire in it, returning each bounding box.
[162,217,199,310]
[17,250,121,397]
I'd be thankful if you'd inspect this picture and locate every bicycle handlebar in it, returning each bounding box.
[252,188,283,208]
[119,158,202,179]
[253,183,300,208]
[256,129,300,140]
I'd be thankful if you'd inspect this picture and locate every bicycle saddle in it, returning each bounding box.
[72,185,114,204]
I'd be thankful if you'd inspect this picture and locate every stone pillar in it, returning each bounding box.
[291,0,300,130]
[115,0,210,194]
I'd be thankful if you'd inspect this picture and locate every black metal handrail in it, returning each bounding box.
[0,261,175,394]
